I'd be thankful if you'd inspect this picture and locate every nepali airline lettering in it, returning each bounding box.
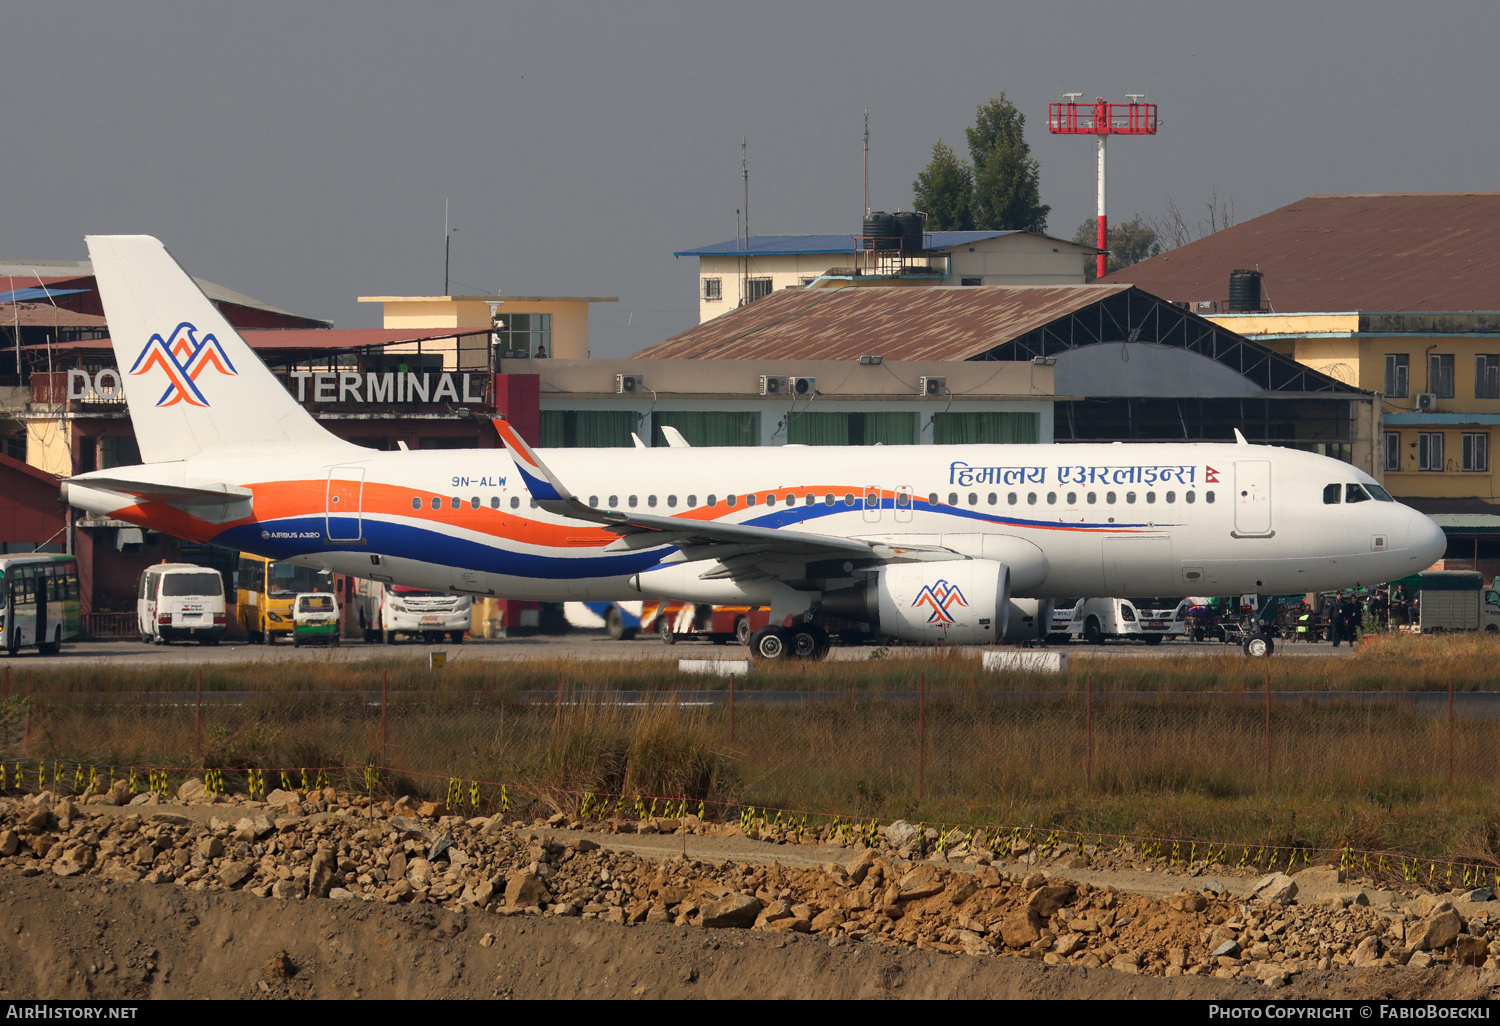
[62,236,1447,659]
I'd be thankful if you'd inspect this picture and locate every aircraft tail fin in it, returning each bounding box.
[85,235,356,464]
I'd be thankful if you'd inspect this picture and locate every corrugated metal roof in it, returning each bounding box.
[633,284,1131,361]
[0,263,321,323]
[673,231,1021,258]
[50,326,491,353]
[1102,193,1500,313]
[0,302,108,328]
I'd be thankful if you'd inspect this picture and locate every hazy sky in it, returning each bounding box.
[2,1,1494,355]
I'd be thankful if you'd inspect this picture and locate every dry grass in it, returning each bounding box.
[6,635,1500,859]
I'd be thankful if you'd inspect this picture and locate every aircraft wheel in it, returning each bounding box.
[735,616,752,647]
[750,626,791,661]
[1243,633,1274,658]
[791,624,827,660]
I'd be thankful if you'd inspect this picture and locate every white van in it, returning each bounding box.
[137,563,226,645]
[1053,596,1189,645]
[352,578,471,644]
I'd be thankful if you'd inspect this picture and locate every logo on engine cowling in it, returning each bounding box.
[912,579,968,625]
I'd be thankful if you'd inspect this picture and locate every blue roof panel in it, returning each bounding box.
[0,287,87,304]
[673,231,1017,258]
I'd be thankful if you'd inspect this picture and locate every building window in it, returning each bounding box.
[798,277,817,288]
[786,411,917,446]
[1418,431,1445,471]
[100,436,141,469]
[1384,431,1401,472]
[653,411,759,447]
[539,410,635,448]
[703,278,723,301]
[960,277,983,287]
[1478,355,1499,400]
[1463,432,1489,472]
[1384,354,1409,398]
[1429,353,1455,399]
[746,278,773,302]
[492,312,552,360]
[932,412,1039,445]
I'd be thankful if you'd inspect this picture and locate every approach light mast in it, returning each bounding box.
[1048,95,1159,280]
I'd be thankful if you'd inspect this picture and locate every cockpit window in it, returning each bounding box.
[1323,484,1341,504]
[1345,483,1372,503]
[1366,483,1396,502]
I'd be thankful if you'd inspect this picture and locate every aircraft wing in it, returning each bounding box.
[65,475,254,509]
[492,419,945,568]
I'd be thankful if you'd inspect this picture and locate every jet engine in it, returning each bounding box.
[821,559,1010,645]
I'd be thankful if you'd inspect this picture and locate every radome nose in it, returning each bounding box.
[1407,510,1447,568]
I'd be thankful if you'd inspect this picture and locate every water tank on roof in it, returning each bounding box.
[893,211,926,252]
[1228,270,1263,313]
[863,211,898,251]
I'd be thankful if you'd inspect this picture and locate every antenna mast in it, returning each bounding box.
[741,139,749,305]
[863,108,870,217]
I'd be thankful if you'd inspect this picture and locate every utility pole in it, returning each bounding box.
[741,140,750,306]
[863,108,870,217]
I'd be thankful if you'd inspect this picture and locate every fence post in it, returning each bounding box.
[918,673,925,802]
[195,666,202,753]
[555,671,563,739]
[1448,676,1454,787]
[728,673,735,746]
[1264,669,1271,788]
[1085,674,1093,788]
[381,669,389,765]
[21,672,30,747]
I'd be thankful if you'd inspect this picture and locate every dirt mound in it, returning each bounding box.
[2,787,1499,999]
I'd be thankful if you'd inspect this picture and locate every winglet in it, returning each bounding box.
[1233,428,1249,445]
[492,418,572,502]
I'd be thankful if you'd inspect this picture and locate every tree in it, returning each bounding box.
[910,94,1050,234]
[965,95,1049,233]
[1073,215,1162,281]
[1151,188,1237,251]
[911,141,974,231]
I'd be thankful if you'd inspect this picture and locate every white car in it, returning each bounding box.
[1050,597,1189,645]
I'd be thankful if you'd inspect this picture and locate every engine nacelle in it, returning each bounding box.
[1003,598,1056,644]
[823,559,1011,645]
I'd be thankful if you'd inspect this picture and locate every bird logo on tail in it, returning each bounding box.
[128,322,237,407]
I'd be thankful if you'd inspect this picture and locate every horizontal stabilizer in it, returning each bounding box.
[66,476,253,508]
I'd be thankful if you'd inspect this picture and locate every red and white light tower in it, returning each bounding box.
[1048,94,1159,280]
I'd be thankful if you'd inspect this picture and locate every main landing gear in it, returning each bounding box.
[749,623,831,661]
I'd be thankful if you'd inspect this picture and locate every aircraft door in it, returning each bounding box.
[1232,460,1273,536]
[895,485,914,524]
[326,467,365,543]
[863,486,882,524]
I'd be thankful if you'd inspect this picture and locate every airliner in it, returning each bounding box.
[61,236,1446,659]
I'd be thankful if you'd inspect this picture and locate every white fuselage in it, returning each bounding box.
[65,441,1447,605]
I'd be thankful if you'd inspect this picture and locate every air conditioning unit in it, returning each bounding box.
[920,376,947,396]
[789,376,817,396]
[1414,392,1438,412]
[759,375,786,396]
[616,374,644,394]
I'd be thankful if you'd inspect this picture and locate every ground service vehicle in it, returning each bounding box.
[137,563,226,644]
[1407,571,1500,633]
[236,554,334,644]
[353,578,470,644]
[1055,597,1187,644]
[291,592,340,646]
[0,554,80,656]
[62,235,1450,662]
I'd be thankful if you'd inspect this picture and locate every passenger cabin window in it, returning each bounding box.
[588,496,599,508]
[511,497,521,509]
[896,493,910,508]
[928,493,938,505]
[411,498,421,510]
[1323,484,1342,504]
[431,497,441,510]
[1346,483,1371,503]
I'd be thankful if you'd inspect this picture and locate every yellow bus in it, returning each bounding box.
[235,554,334,645]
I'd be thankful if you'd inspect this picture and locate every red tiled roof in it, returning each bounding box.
[1101,193,1500,313]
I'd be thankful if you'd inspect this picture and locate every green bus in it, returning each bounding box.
[0,554,81,655]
